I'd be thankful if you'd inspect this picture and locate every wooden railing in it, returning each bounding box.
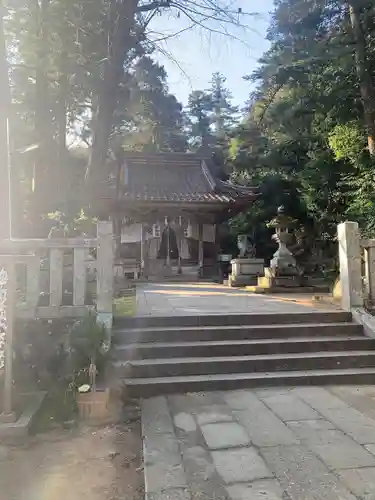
[0,221,114,325]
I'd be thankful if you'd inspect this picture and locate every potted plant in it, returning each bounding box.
[69,313,111,420]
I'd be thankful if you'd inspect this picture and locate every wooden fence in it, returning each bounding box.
[0,221,114,326]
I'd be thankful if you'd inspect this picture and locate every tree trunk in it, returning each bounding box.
[0,3,11,239]
[348,1,375,156]
[57,49,68,201]
[32,0,54,230]
[85,0,138,187]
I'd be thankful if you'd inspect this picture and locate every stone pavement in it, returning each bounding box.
[142,385,375,500]
[136,283,336,316]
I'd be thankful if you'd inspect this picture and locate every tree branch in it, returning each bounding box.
[136,1,171,13]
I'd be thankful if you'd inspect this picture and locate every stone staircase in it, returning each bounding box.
[112,311,375,397]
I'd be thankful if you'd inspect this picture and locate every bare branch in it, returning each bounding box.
[136,1,171,13]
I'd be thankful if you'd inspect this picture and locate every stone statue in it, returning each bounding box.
[237,234,256,258]
[267,206,298,276]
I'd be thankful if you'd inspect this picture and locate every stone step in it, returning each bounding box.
[123,367,375,398]
[113,322,362,344]
[113,335,375,360]
[114,311,352,329]
[115,351,375,378]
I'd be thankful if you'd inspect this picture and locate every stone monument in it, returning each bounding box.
[229,234,264,287]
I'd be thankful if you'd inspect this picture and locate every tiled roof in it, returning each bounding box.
[118,152,256,204]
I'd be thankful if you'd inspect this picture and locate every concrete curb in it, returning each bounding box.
[352,308,375,339]
[0,391,47,440]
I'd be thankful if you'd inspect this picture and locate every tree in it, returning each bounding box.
[186,90,214,149]
[5,0,255,233]
[0,1,11,238]
[118,57,187,152]
[348,0,375,155]
[228,0,375,269]
[209,72,238,139]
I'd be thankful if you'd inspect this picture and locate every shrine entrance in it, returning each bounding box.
[94,151,257,281]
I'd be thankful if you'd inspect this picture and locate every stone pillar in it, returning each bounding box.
[364,246,375,303]
[338,221,363,310]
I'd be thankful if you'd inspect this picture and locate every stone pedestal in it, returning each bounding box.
[257,269,303,289]
[229,258,264,287]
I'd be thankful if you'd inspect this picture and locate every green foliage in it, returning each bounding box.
[69,313,109,386]
[328,123,365,163]
[229,0,375,264]
[185,72,239,152]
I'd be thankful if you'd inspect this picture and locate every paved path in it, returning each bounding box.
[142,386,375,500]
[136,283,336,316]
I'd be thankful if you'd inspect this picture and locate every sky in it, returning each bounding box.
[148,0,274,108]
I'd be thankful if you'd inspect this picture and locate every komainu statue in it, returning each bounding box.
[237,235,256,258]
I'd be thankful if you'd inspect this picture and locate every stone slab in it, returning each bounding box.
[286,419,336,442]
[292,387,349,410]
[288,420,375,469]
[136,283,322,316]
[293,387,375,444]
[196,409,234,425]
[146,488,192,500]
[142,396,174,435]
[225,391,297,447]
[254,388,293,398]
[261,445,357,500]
[143,432,181,466]
[142,396,190,496]
[200,422,251,450]
[337,467,375,500]
[174,413,197,433]
[144,462,188,493]
[212,447,272,484]
[226,480,285,500]
[259,393,321,421]
[182,446,229,500]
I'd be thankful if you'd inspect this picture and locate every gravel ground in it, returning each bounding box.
[0,421,143,500]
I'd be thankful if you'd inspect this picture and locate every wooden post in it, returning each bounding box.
[338,221,363,310]
[73,248,86,306]
[97,221,113,330]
